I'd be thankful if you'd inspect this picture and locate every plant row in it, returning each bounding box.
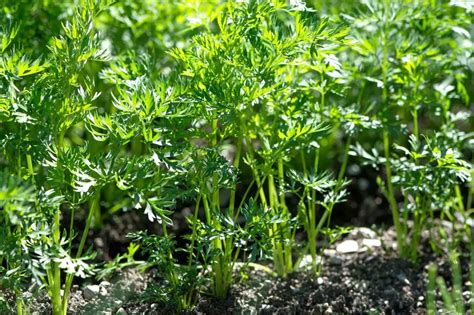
[0,0,472,313]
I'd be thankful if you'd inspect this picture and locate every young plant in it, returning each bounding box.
[391,133,471,260]
[427,242,474,315]
[344,0,473,259]
[1,1,115,313]
[170,0,352,282]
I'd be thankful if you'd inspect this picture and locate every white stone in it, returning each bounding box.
[99,285,108,297]
[299,254,321,268]
[323,249,337,256]
[349,227,377,239]
[361,238,382,248]
[116,308,127,315]
[83,284,101,300]
[336,240,359,253]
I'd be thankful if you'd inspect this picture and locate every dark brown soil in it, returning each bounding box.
[116,227,471,315]
[3,224,471,315]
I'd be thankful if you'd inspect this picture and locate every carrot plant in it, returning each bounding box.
[171,0,354,282]
[1,0,472,313]
[427,240,474,315]
[0,1,115,314]
[345,0,473,260]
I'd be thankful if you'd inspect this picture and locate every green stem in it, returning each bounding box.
[234,178,255,221]
[427,266,437,315]
[228,139,242,217]
[51,210,62,315]
[268,173,285,276]
[62,193,99,314]
[309,148,320,273]
[278,159,292,273]
[188,195,201,267]
[246,138,268,207]
[412,108,419,140]
[201,193,212,225]
[16,297,24,315]
[337,136,351,184]
[51,129,66,315]
[383,130,403,255]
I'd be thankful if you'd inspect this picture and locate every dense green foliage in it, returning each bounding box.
[0,0,472,313]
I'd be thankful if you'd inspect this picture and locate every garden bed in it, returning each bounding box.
[0,1,472,314]
[15,225,470,315]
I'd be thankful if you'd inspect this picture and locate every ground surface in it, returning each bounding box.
[13,224,470,315]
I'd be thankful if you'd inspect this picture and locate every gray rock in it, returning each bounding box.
[83,284,101,300]
[329,255,343,265]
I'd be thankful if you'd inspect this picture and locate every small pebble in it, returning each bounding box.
[336,240,359,253]
[83,285,101,300]
[349,227,377,239]
[323,249,337,256]
[361,238,381,248]
[116,308,127,315]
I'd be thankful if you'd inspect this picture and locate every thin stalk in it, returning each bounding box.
[234,178,255,220]
[51,209,62,315]
[67,213,75,253]
[412,108,419,140]
[62,194,99,314]
[312,149,320,210]
[187,195,201,267]
[337,137,351,184]
[209,119,230,297]
[93,194,102,228]
[451,254,464,315]
[383,131,404,255]
[427,266,436,315]
[308,149,320,274]
[228,139,242,217]
[268,173,285,276]
[380,0,403,257]
[201,193,212,224]
[51,130,66,315]
[278,159,292,273]
[313,208,331,245]
[212,172,220,212]
[15,297,24,315]
[246,138,268,207]
[454,185,465,212]
[202,192,226,297]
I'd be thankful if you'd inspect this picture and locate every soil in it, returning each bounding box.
[10,224,471,315]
